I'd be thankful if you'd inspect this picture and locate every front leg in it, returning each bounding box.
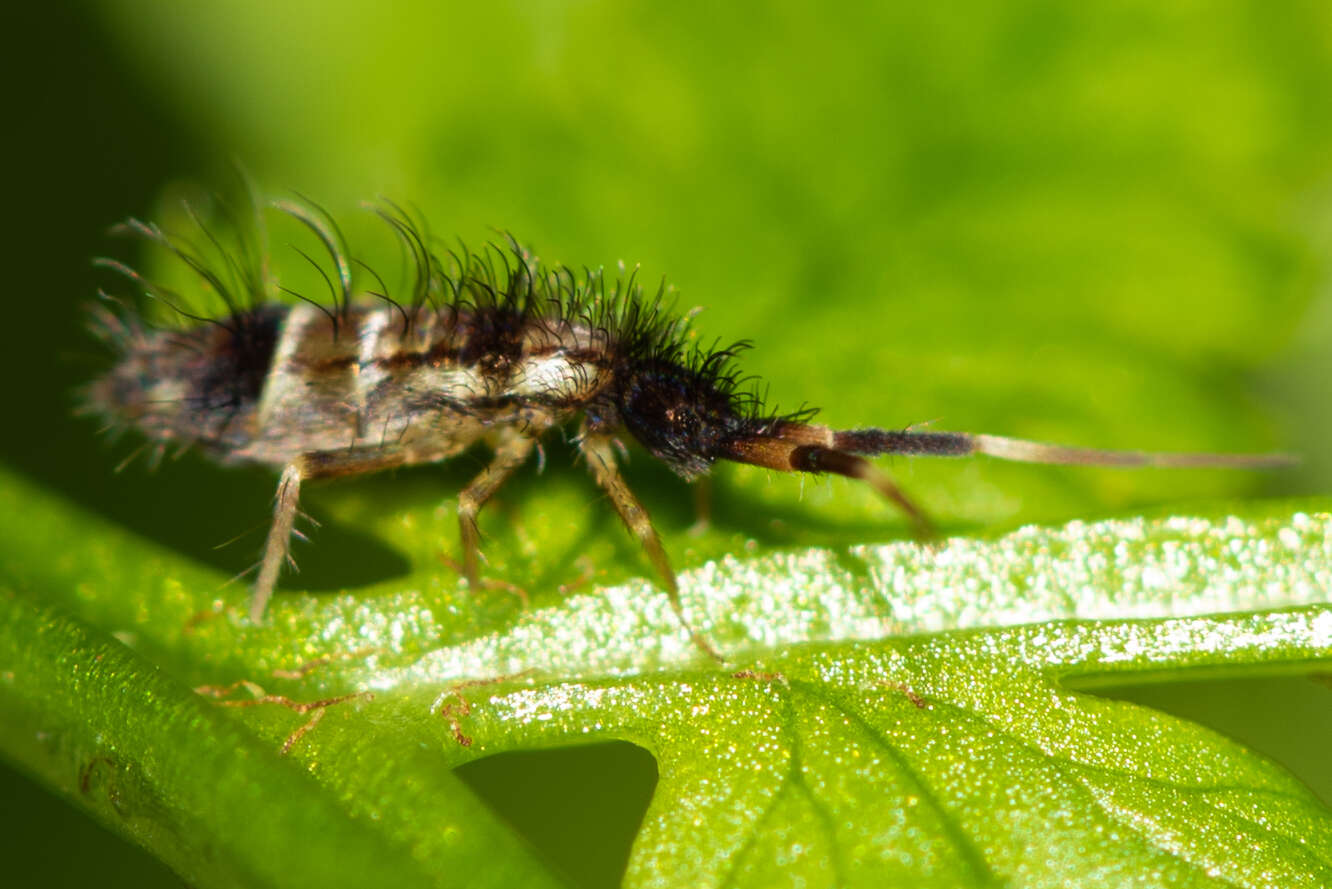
[579,429,723,661]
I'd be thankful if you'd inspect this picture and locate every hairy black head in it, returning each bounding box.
[612,354,759,479]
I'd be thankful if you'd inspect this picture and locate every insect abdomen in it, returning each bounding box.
[92,292,627,474]
[88,304,287,455]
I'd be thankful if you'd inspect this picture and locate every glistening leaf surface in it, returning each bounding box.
[2,466,1330,887]
[16,2,1332,884]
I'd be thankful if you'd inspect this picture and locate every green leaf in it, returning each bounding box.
[3,462,1331,887]
[10,0,1331,885]
[0,589,563,889]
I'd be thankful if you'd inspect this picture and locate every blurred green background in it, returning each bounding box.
[3,1,1332,886]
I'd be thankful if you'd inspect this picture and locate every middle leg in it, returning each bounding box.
[457,431,538,590]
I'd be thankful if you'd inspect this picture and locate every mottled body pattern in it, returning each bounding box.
[86,200,1292,657]
[101,298,632,616]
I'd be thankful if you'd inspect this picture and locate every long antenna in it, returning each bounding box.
[830,427,1296,469]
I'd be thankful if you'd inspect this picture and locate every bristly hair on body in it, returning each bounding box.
[83,194,1296,661]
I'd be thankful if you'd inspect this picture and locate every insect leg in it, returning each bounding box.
[251,462,304,622]
[457,432,538,590]
[580,431,723,661]
[688,476,713,536]
[247,449,406,620]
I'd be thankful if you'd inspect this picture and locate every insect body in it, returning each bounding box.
[86,200,1292,656]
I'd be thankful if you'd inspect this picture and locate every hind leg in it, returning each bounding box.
[251,462,304,622]
[248,449,406,622]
